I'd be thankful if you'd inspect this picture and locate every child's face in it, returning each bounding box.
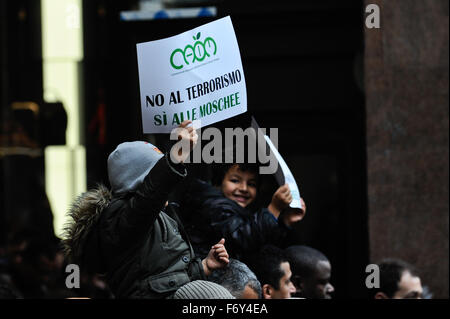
[221,164,258,208]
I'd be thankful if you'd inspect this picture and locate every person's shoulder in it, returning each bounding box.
[190,178,223,199]
[255,207,280,224]
[100,194,129,220]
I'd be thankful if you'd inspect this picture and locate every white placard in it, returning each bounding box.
[136,16,247,133]
[251,116,303,211]
[264,136,303,210]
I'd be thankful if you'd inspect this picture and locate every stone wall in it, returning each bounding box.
[365,0,449,298]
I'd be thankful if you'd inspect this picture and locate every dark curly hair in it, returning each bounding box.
[246,245,290,290]
[373,258,419,298]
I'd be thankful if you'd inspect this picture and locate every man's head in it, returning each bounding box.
[248,245,296,299]
[374,259,423,299]
[173,280,235,299]
[208,258,262,299]
[107,141,163,194]
[285,245,334,299]
[214,163,259,208]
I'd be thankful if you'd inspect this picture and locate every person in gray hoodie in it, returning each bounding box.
[62,120,229,298]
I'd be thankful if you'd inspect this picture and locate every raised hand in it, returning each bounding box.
[268,184,292,218]
[202,238,229,276]
[281,197,307,227]
[169,120,198,164]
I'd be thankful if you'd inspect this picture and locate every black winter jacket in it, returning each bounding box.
[63,155,205,298]
[179,178,290,262]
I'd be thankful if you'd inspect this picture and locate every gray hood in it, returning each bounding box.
[107,141,164,194]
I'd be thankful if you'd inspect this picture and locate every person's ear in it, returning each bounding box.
[292,275,305,296]
[292,275,302,292]
[262,284,273,299]
[374,292,389,299]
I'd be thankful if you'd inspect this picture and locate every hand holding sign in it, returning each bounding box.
[250,116,305,225]
[280,197,307,227]
[268,184,306,226]
[265,135,306,225]
[169,120,199,164]
[268,184,292,218]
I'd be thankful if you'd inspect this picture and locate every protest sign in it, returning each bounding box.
[251,117,303,210]
[136,16,247,133]
[264,136,303,210]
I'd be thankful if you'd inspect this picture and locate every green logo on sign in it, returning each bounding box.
[170,32,217,70]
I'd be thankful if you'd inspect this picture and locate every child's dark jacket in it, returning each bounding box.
[63,156,205,298]
[179,178,289,262]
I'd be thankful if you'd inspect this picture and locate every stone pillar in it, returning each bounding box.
[365,0,448,298]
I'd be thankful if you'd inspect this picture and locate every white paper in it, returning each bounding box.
[264,135,303,210]
[136,16,247,133]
